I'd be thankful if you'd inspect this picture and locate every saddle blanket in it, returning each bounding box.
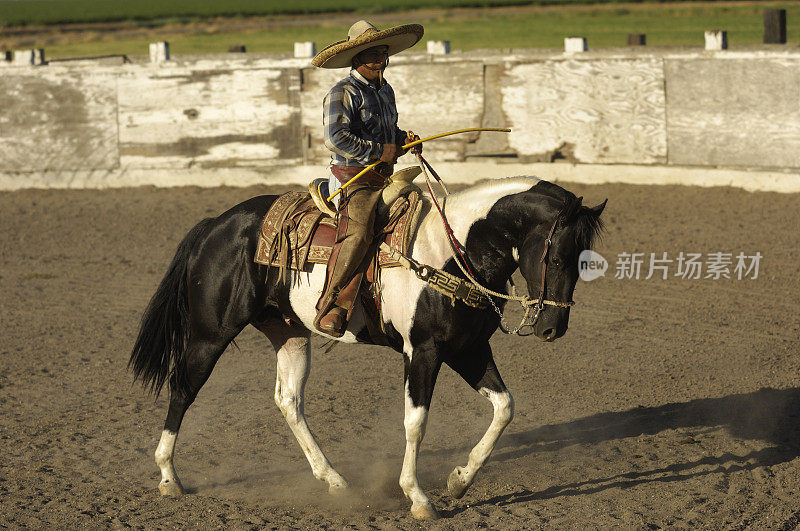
[254,190,422,273]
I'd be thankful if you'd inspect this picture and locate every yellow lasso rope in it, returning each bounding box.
[326,127,511,202]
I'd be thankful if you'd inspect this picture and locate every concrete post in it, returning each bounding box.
[627,34,646,46]
[763,9,787,44]
[149,42,170,63]
[704,30,727,51]
[294,42,316,58]
[13,49,45,66]
[564,37,587,54]
[427,40,451,55]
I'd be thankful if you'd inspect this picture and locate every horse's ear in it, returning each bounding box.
[589,199,608,217]
[562,196,583,223]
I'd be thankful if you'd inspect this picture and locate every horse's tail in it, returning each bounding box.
[128,218,214,397]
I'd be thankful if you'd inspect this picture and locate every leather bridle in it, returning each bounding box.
[533,213,576,313]
[414,153,575,335]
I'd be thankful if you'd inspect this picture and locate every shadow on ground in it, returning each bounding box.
[505,387,800,455]
[445,387,800,513]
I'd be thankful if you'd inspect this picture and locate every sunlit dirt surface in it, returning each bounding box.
[1,182,798,528]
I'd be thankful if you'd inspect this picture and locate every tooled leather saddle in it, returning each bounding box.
[254,187,421,276]
[253,181,423,341]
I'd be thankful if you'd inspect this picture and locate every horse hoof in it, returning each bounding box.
[447,466,469,499]
[328,478,350,496]
[411,502,440,520]
[158,479,185,497]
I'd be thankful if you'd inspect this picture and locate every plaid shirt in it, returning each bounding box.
[323,69,406,167]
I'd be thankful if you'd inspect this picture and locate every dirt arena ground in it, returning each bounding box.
[1,181,799,529]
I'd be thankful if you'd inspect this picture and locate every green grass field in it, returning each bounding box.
[422,3,800,49]
[33,2,798,59]
[0,0,744,27]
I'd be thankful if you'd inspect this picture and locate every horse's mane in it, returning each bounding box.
[422,176,603,250]
[458,177,604,250]
[571,201,605,251]
[533,179,605,251]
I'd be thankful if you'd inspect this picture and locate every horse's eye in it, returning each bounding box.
[551,258,562,267]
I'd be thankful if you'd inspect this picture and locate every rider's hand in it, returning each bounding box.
[380,143,401,164]
[405,130,422,155]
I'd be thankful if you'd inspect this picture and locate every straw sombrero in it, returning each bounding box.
[311,20,424,69]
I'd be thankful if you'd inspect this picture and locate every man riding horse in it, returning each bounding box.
[130,18,610,520]
[311,20,424,337]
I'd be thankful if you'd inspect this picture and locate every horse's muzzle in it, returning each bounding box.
[537,322,568,342]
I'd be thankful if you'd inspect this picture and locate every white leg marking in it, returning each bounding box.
[269,325,348,494]
[399,384,439,520]
[447,388,514,499]
[155,429,185,496]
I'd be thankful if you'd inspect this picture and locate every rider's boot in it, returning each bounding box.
[314,184,381,336]
[317,306,347,334]
[316,272,364,335]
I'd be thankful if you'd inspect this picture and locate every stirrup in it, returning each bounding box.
[308,178,337,217]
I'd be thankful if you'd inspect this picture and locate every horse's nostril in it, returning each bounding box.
[542,328,555,340]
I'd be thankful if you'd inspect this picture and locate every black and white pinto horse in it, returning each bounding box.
[130,177,605,519]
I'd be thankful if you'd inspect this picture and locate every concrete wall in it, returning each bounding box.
[1,48,798,190]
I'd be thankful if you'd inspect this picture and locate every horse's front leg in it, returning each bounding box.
[445,344,514,499]
[400,339,442,520]
[257,320,349,494]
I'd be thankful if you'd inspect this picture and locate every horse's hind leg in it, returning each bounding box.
[155,336,231,497]
[256,319,348,494]
[444,343,514,500]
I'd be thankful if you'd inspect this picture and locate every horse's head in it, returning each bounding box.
[518,192,606,341]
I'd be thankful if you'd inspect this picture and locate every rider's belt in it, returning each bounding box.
[331,164,393,186]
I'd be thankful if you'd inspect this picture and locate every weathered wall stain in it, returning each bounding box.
[466,64,513,158]
[0,71,118,171]
[155,69,236,87]
[519,142,578,163]
[120,121,301,164]
[122,134,270,158]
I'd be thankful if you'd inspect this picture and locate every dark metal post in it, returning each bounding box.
[763,9,787,44]
[627,34,646,46]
